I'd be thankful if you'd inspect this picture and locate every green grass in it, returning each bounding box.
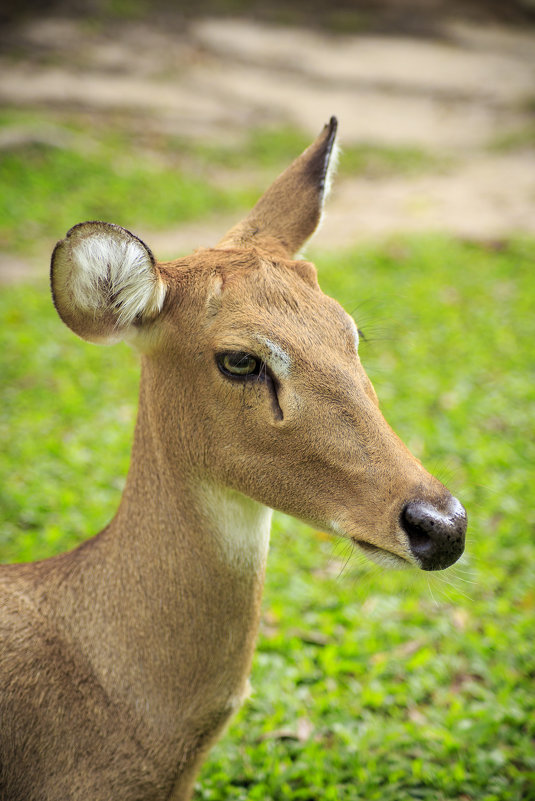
[0,109,445,255]
[339,142,449,177]
[177,129,445,178]
[1,236,534,800]
[488,122,535,153]
[0,130,257,254]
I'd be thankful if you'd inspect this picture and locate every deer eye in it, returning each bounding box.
[217,352,261,378]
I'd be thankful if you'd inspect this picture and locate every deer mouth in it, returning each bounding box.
[353,540,412,569]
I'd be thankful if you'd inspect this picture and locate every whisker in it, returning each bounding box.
[430,572,475,603]
[336,542,356,580]
[427,576,438,606]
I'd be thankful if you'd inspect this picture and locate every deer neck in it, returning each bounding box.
[115,374,273,574]
[45,365,272,739]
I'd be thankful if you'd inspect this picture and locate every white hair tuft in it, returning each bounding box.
[70,232,166,326]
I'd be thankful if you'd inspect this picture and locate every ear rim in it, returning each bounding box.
[50,221,166,345]
[217,116,339,257]
[309,115,339,207]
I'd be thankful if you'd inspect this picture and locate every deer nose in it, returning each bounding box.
[400,496,467,571]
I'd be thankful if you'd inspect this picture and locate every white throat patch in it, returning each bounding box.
[349,317,360,353]
[198,484,272,571]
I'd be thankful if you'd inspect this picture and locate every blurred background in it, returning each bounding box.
[1,3,534,800]
[1,0,534,278]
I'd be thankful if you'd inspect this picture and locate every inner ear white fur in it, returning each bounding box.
[322,140,340,205]
[309,140,340,247]
[51,222,167,344]
[69,227,166,326]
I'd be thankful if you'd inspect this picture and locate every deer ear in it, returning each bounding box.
[51,222,167,344]
[218,117,338,257]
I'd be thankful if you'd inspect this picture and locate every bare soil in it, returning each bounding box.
[1,13,534,280]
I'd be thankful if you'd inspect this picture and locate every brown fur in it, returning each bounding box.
[0,119,465,800]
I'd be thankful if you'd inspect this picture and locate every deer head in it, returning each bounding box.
[51,117,466,572]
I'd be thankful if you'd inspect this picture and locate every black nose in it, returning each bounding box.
[400,497,467,570]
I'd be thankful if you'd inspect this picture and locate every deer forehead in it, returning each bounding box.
[198,254,358,364]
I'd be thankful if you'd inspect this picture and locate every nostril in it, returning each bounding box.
[401,518,432,554]
[400,498,466,571]
[400,506,433,555]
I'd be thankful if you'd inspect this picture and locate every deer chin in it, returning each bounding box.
[353,540,413,570]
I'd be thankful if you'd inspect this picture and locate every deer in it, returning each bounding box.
[0,117,466,801]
